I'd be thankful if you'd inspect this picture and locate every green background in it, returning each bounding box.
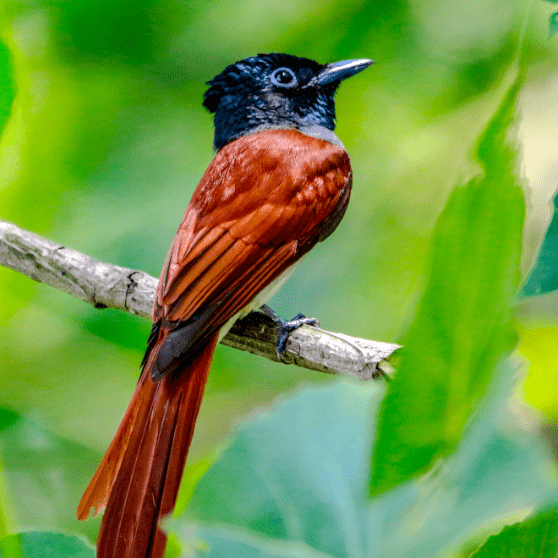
[1,0,558,555]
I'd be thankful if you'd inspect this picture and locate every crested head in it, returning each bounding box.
[204,53,372,151]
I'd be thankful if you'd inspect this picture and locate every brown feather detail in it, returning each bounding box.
[166,238,292,325]
[164,234,249,316]
[79,128,352,558]
[197,241,298,335]
[77,365,157,520]
[154,129,352,328]
[93,332,219,558]
[77,326,176,518]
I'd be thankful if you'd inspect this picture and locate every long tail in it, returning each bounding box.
[77,331,220,558]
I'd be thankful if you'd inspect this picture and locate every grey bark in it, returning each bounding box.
[0,219,400,380]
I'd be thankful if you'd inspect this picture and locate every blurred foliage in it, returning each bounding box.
[0,407,101,542]
[370,70,525,495]
[0,40,14,138]
[0,532,94,558]
[173,377,557,557]
[522,192,558,296]
[545,0,558,39]
[1,0,558,556]
[519,323,558,421]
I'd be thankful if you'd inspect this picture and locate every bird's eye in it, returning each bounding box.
[270,67,297,88]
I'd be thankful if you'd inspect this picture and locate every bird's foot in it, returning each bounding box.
[260,305,320,361]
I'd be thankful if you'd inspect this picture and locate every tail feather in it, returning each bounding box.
[77,370,157,520]
[78,331,219,558]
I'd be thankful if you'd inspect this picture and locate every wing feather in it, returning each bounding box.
[150,129,351,374]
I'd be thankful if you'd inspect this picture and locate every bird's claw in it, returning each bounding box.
[260,306,320,362]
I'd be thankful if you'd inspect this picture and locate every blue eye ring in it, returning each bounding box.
[270,67,298,88]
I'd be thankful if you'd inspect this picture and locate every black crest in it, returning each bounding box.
[203,53,324,113]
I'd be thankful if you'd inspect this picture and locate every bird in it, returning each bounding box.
[77,52,372,558]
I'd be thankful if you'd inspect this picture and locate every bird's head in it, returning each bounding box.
[204,53,373,151]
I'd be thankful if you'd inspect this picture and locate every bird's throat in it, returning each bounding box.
[221,124,345,152]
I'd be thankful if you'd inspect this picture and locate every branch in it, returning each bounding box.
[0,219,400,380]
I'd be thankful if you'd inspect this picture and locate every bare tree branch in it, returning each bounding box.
[0,218,400,379]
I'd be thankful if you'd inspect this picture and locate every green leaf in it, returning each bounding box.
[0,532,94,558]
[470,507,558,558]
[369,72,525,495]
[522,194,558,296]
[0,39,15,139]
[173,375,557,558]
